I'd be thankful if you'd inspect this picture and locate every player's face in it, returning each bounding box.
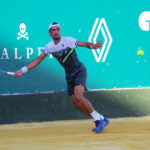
[49,26,61,40]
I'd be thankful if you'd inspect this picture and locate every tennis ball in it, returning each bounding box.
[137,50,144,56]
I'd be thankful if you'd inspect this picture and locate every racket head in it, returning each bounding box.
[0,69,14,76]
[0,69,6,75]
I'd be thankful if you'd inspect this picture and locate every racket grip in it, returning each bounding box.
[7,72,15,76]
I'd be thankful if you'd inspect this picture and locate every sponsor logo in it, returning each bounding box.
[0,23,52,60]
[139,11,150,31]
[88,18,112,62]
[0,47,53,60]
[17,23,29,40]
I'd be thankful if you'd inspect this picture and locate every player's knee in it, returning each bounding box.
[70,93,84,104]
[74,86,84,100]
[74,93,83,102]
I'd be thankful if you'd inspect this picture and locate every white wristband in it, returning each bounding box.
[21,66,28,73]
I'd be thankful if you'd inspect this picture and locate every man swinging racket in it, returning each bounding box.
[14,22,109,133]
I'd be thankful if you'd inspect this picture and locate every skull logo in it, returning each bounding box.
[17,23,29,40]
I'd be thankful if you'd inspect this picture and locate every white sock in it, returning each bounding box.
[90,110,104,121]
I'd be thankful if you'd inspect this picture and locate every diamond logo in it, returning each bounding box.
[88,18,112,62]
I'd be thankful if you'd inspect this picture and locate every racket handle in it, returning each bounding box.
[7,72,15,76]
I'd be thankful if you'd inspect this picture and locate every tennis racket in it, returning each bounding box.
[0,69,15,76]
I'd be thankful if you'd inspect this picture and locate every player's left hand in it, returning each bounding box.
[92,40,102,49]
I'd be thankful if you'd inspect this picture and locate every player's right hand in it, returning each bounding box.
[14,70,23,77]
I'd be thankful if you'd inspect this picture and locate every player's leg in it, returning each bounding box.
[74,84,109,133]
[73,65,109,132]
[67,79,90,115]
[73,65,104,120]
[74,84,104,120]
[70,95,90,115]
[74,84,94,114]
[70,84,104,120]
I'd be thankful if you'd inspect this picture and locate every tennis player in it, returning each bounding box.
[14,22,109,133]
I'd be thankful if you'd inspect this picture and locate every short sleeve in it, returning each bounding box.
[66,37,80,48]
[42,48,48,54]
[43,44,50,54]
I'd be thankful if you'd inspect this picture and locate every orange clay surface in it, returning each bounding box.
[0,117,150,150]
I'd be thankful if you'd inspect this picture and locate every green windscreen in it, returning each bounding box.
[0,0,150,94]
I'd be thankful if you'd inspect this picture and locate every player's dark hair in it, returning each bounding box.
[52,22,58,25]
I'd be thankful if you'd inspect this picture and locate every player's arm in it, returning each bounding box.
[77,40,102,49]
[14,53,48,77]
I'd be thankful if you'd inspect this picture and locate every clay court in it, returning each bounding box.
[0,116,150,150]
